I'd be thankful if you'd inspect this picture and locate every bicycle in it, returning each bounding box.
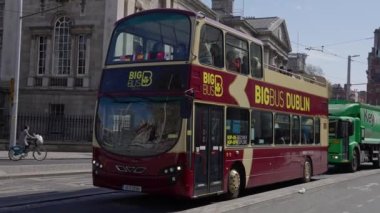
[8,134,47,161]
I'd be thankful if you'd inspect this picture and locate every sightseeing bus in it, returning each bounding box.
[92,8,329,199]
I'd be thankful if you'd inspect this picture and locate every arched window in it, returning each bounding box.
[54,16,72,75]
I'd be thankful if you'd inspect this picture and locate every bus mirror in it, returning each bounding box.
[181,99,192,118]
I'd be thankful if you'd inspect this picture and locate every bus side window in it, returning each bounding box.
[250,42,263,78]
[199,24,223,67]
[199,43,213,65]
[251,110,273,145]
[226,108,249,146]
[226,34,248,74]
[274,113,290,145]
[315,118,320,144]
[301,117,314,144]
[292,115,300,144]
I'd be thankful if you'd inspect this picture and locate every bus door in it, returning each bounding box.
[194,104,224,196]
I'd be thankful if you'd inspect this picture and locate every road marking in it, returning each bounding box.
[356,204,363,208]
[367,199,375,203]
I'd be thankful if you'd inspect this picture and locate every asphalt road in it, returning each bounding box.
[0,159,90,166]
[1,167,380,213]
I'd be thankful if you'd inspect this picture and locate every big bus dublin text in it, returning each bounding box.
[92,9,329,199]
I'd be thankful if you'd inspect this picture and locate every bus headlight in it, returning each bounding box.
[162,165,182,175]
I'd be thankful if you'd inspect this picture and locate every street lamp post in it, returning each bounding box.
[9,0,23,147]
[346,54,360,100]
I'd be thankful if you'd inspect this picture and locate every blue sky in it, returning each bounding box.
[202,0,380,91]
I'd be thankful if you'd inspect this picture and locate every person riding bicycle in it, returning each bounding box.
[18,125,35,154]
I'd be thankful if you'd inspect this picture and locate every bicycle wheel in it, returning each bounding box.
[8,146,23,161]
[33,145,47,161]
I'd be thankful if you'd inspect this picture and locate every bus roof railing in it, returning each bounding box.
[265,64,327,87]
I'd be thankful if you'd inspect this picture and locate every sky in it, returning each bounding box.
[202,0,380,91]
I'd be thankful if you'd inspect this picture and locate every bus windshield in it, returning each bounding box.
[106,11,191,65]
[95,97,182,157]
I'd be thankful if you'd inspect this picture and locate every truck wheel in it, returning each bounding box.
[302,159,312,183]
[226,168,241,199]
[348,150,359,172]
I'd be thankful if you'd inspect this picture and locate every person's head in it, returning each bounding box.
[174,43,187,59]
[24,125,29,131]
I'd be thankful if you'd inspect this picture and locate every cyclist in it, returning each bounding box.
[18,125,35,155]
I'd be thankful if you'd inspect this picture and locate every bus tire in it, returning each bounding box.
[226,168,241,199]
[348,149,359,172]
[302,158,312,183]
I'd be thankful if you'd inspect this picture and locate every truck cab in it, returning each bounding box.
[328,100,380,172]
[328,117,359,171]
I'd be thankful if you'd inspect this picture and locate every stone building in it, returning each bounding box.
[367,28,380,105]
[211,0,292,68]
[0,0,292,142]
[0,0,215,140]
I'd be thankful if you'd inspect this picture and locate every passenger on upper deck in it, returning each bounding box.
[210,43,223,68]
[226,51,240,73]
[173,43,187,60]
[150,42,164,60]
[134,44,144,61]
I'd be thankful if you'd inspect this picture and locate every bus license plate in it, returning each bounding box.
[122,184,142,192]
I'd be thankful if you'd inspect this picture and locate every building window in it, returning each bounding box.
[77,35,87,75]
[49,104,65,116]
[54,16,72,75]
[37,36,47,75]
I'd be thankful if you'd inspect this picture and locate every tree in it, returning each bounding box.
[305,64,324,76]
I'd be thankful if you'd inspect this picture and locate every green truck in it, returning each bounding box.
[328,100,380,172]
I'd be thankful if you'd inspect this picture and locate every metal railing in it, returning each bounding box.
[0,113,93,142]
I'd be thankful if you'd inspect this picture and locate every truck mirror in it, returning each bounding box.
[361,127,365,140]
[348,121,354,136]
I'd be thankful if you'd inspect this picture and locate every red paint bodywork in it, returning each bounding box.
[94,64,328,198]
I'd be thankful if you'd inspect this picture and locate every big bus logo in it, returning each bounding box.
[202,72,223,97]
[128,71,152,88]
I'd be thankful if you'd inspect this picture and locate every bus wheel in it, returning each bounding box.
[348,150,359,172]
[302,159,312,183]
[226,168,241,199]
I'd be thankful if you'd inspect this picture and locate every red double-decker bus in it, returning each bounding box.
[92,9,329,199]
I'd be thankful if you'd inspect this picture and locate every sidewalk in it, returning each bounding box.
[0,151,92,179]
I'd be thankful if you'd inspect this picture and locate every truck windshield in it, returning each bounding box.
[95,96,182,157]
[329,120,338,138]
[106,11,191,65]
